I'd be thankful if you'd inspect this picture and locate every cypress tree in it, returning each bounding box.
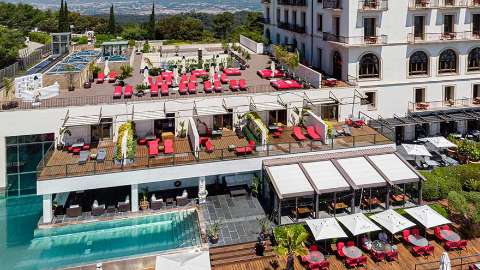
[108,4,116,35]
[149,2,156,39]
[58,0,64,32]
[64,1,69,32]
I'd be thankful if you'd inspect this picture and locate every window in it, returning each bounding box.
[443,15,454,34]
[284,36,289,45]
[414,88,426,103]
[317,14,323,31]
[266,7,270,19]
[362,91,377,110]
[276,33,281,44]
[474,84,480,99]
[414,16,425,40]
[301,12,306,28]
[284,10,289,24]
[444,86,455,101]
[359,53,380,79]
[438,49,457,73]
[364,18,376,38]
[317,48,322,68]
[468,47,480,72]
[293,11,297,25]
[473,14,480,37]
[276,8,281,23]
[409,51,429,76]
[333,17,340,36]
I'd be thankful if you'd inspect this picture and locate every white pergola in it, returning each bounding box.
[404,205,452,228]
[369,209,416,234]
[336,213,381,236]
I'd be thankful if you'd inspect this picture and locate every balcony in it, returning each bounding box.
[468,0,480,7]
[322,0,342,9]
[409,98,480,112]
[278,22,306,34]
[278,0,307,6]
[358,0,389,11]
[408,0,467,9]
[323,33,388,46]
[407,31,480,43]
[261,17,271,24]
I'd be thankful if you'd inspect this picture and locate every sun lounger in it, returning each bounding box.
[189,75,197,84]
[223,68,241,76]
[78,150,90,165]
[204,80,213,93]
[179,82,188,95]
[66,205,82,218]
[151,196,165,210]
[229,80,239,91]
[204,139,214,153]
[96,149,106,162]
[180,74,188,84]
[257,69,285,78]
[108,71,117,83]
[270,79,303,90]
[293,126,307,141]
[165,76,172,86]
[164,139,174,154]
[161,83,169,96]
[343,124,352,136]
[113,86,123,98]
[188,82,197,94]
[214,80,223,92]
[213,73,220,82]
[148,140,159,157]
[238,79,247,91]
[235,140,256,155]
[118,201,130,212]
[155,75,163,86]
[220,73,229,84]
[150,84,159,96]
[306,126,321,141]
[97,72,105,83]
[124,85,133,98]
[91,201,105,216]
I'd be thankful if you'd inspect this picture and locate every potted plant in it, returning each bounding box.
[1,77,18,110]
[250,175,260,197]
[273,225,308,270]
[57,127,72,150]
[178,121,187,138]
[207,221,222,244]
[139,187,149,210]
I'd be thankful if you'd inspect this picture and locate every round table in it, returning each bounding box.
[408,235,429,247]
[305,251,324,263]
[342,246,363,259]
[440,230,461,242]
[371,240,392,253]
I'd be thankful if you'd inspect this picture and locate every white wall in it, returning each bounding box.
[188,117,200,158]
[305,110,328,143]
[240,35,264,54]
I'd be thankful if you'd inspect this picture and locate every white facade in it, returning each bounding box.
[263,0,480,118]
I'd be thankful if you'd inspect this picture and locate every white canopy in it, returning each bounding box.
[305,218,348,241]
[103,60,110,76]
[336,213,381,236]
[404,205,452,228]
[368,154,420,184]
[155,250,211,270]
[337,157,387,188]
[420,137,457,149]
[301,161,351,193]
[369,209,416,234]
[439,251,452,270]
[267,164,314,199]
[398,144,432,157]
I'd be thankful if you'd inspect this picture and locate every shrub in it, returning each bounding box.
[430,203,448,218]
[29,31,51,44]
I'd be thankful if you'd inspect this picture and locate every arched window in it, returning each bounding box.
[438,49,457,74]
[359,53,380,79]
[409,51,429,76]
[468,47,480,72]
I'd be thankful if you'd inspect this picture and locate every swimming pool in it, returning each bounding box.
[0,196,201,270]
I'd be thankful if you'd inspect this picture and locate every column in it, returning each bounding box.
[350,190,356,214]
[277,197,282,225]
[131,184,139,212]
[315,194,319,219]
[385,186,391,209]
[0,136,6,193]
[418,181,423,205]
[42,194,53,224]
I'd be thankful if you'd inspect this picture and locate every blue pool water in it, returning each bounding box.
[0,196,201,270]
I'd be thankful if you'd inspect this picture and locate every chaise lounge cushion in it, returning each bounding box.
[148,140,159,156]
[306,126,321,141]
[293,126,307,141]
[164,139,174,154]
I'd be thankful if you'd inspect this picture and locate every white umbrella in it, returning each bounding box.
[103,60,110,76]
[404,205,452,229]
[209,66,215,83]
[305,218,348,241]
[155,250,211,270]
[143,67,149,85]
[336,213,381,236]
[181,57,187,74]
[270,61,276,78]
[439,252,451,270]
[369,209,416,234]
[399,144,431,157]
[173,66,179,85]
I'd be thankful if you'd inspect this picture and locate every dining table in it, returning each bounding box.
[304,251,325,264]
[440,230,461,242]
[342,246,363,259]
[408,235,429,247]
[371,240,395,253]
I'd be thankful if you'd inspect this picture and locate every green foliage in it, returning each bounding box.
[2,77,14,100]
[0,3,50,33]
[430,203,448,218]
[420,167,464,201]
[156,15,204,42]
[0,26,24,68]
[148,3,156,39]
[458,139,480,161]
[273,224,308,257]
[142,41,151,53]
[212,12,234,39]
[94,34,116,47]
[120,65,133,78]
[28,31,51,44]
[72,36,88,45]
[121,24,148,41]
[116,121,136,160]
[108,4,116,35]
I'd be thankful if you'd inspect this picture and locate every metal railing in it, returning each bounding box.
[414,253,480,270]
[469,0,480,6]
[408,31,480,43]
[278,0,307,6]
[358,0,389,11]
[323,33,388,45]
[407,97,480,112]
[323,0,342,9]
[278,22,306,33]
[409,0,468,8]
[37,133,391,180]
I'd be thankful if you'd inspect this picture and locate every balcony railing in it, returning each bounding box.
[323,0,342,9]
[408,0,467,8]
[278,0,307,6]
[468,0,480,7]
[323,33,388,46]
[261,17,271,24]
[278,22,306,33]
[358,0,389,11]
[408,98,480,112]
[407,31,480,43]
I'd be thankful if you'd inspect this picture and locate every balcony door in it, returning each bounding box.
[443,15,454,34]
[364,18,376,38]
[444,86,455,101]
[473,14,480,37]
[334,17,340,36]
[414,88,426,103]
[414,16,425,40]
[292,11,297,26]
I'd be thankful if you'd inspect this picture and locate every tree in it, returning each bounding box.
[57,0,64,32]
[148,2,156,39]
[64,0,69,31]
[212,12,234,39]
[273,225,308,270]
[108,4,116,35]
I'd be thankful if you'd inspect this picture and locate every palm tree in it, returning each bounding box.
[3,77,13,101]
[273,225,308,270]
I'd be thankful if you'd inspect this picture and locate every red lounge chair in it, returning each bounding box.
[108,71,117,83]
[386,250,399,261]
[179,82,188,95]
[357,256,367,267]
[164,139,174,154]
[424,245,434,256]
[220,73,229,84]
[223,68,241,76]
[165,76,172,86]
[445,241,458,250]
[235,140,255,155]
[214,80,223,92]
[188,82,197,94]
[271,79,303,90]
[161,83,169,96]
[191,69,208,77]
[204,80,213,93]
[336,242,345,257]
[306,126,321,140]
[205,139,214,153]
[412,228,420,236]
[213,73,220,82]
[257,69,285,78]
[82,144,90,150]
[113,86,123,98]
[189,75,197,84]
[229,80,239,91]
[293,126,307,141]
[72,147,81,154]
[180,74,188,83]
[138,138,147,145]
[239,79,247,91]
[441,225,451,231]
[148,76,154,86]
[148,140,159,157]
[412,246,424,256]
[371,251,385,262]
[97,72,105,83]
[155,76,163,86]
[403,229,411,243]
[150,84,159,96]
[124,85,133,98]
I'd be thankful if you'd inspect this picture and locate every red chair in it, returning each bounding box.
[220,73,228,84]
[138,138,147,145]
[310,245,318,251]
[424,245,434,256]
[434,227,443,240]
[412,228,420,236]
[113,86,123,98]
[124,85,133,98]
[306,126,321,141]
[318,260,329,270]
[148,140,159,157]
[412,246,424,256]
[458,240,468,250]
[403,229,411,243]
[239,79,247,91]
[441,225,451,231]
[108,71,117,83]
[371,251,385,262]
[345,258,357,268]
[150,84,159,96]
[293,126,307,141]
[179,82,188,95]
[188,82,197,94]
[189,75,197,84]
[357,256,368,267]
[336,242,345,257]
[204,80,213,93]
[204,139,214,153]
[214,80,223,92]
[148,76,154,86]
[82,144,90,150]
[180,74,188,83]
[235,140,255,155]
[161,83,169,96]
[386,250,399,261]
[347,241,355,247]
[163,139,174,154]
[229,80,239,91]
[155,75,163,86]
[445,241,458,250]
[72,147,81,154]
[97,72,105,83]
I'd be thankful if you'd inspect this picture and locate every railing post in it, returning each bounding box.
[94,161,96,174]
[353,136,356,147]
[65,164,68,177]
[374,134,377,144]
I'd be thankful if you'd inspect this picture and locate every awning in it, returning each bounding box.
[277,92,304,106]
[369,209,416,234]
[194,98,228,116]
[404,205,452,228]
[64,115,100,127]
[368,154,420,184]
[398,144,432,157]
[155,250,211,270]
[133,110,166,121]
[419,137,457,149]
[305,218,348,241]
[301,161,351,193]
[266,164,315,199]
[336,157,387,188]
[251,94,285,111]
[336,213,381,236]
[222,96,250,111]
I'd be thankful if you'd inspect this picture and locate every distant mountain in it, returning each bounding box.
[1,0,262,15]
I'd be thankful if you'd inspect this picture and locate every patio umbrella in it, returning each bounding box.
[103,60,110,76]
[173,66,179,85]
[439,252,451,270]
[404,205,452,229]
[270,61,276,79]
[369,209,416,234]
[209,65,215,83]
[143,67,149,85]
[336,213,381,236]
[305,218,348,241]
[398,143,431,162]
[181,57,187,74]
[155,250,210,270]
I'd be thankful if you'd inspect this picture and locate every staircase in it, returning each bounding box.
[209,240,276,268]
